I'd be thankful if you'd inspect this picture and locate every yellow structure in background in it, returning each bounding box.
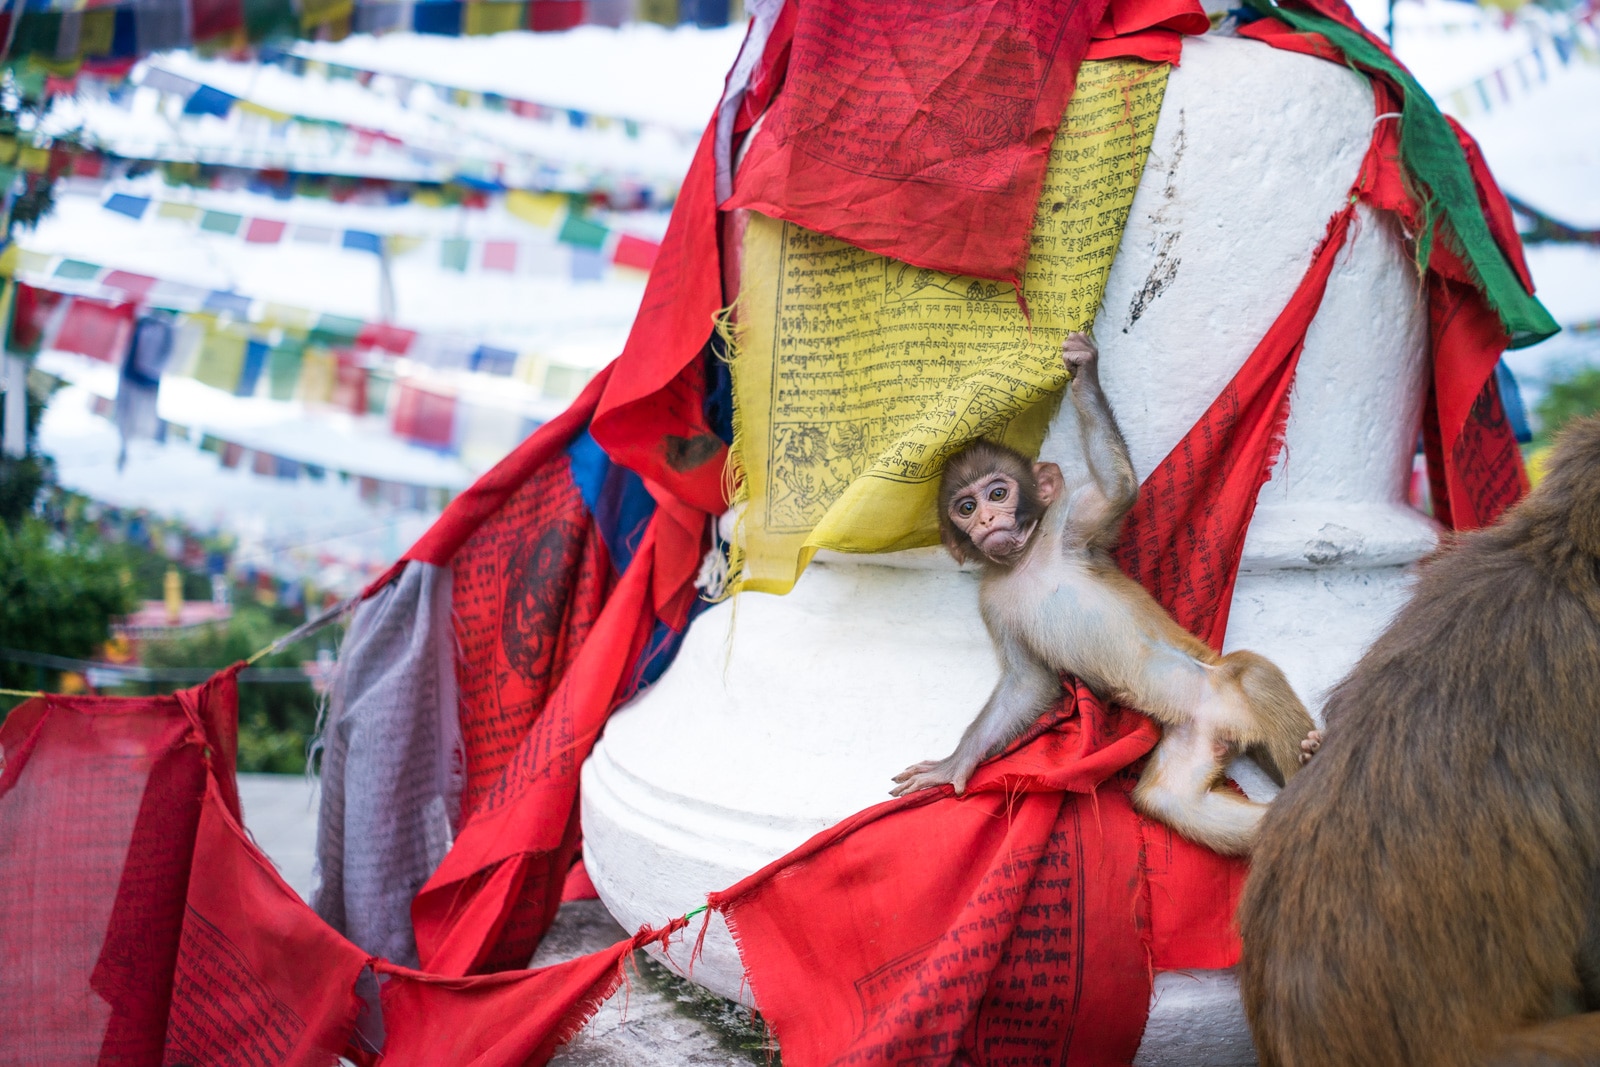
[728,58,1170,594]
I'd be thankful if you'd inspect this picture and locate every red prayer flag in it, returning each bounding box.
[55,296,135,363]
[10,282,64,353]
[610,233,659,272]
[391,382,457,449]
[244,217,288,243]
[103,270,159,302]
[724,0,1117,290]
[482,240,519,272]
[528,0,586,31]
[356,321,417,355]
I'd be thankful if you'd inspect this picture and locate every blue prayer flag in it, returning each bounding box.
[104,194,151,220]
[342,230,384,254]
[182,84,237,117]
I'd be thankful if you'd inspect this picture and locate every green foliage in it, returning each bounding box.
[138,602,330,774]
[1534,365,1600,446]
[0,380,52,527]
[0,515,138,692]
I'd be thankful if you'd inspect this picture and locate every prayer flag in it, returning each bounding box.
[610,233,659,272]
[156,201,202,223]
[192,323,247,392]
[342,230,384,255]
[202,290,252,317]
[440,238,471,272]
[356,322,416,355]
[199,210,243,235]
[390,382,456,449]
[506,190,564,227]
[55,296,135,362]
[481,239,517,272]
[183,85,237,117]
[104,193,150,219]
[556,214,606,250]
[244,217,288,243]
[53,258,101,280]
[310,313,363,348]
[103,271,159,301]
[469,344,517,375]
[238,338,269,396]
[267,338,304,401]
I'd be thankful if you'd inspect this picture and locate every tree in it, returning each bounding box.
[0,516,137,696]
[1534,365,1600,446]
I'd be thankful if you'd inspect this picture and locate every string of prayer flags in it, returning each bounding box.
[0,0,742,71]
[1442,5,1600,116]
[97,190,665,281]
[0,130,671,211]
[254,44,698,146]
[135,66,680,204]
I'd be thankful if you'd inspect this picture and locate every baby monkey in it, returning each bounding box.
[891,333,1314,856]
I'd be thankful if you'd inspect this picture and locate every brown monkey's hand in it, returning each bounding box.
[890,756,978,798]
[1062,332,1099,380]
[1299,729,1323,765]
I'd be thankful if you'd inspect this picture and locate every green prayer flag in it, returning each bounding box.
[309,313,362,348]
[267,339,304,401]
[441,238,471,272]
[557,214,608,250]
[53,259,100,280]
[200,210,244,235]
[1242,0,1558,349]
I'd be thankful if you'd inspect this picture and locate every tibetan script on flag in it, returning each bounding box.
[730,58,1169,593]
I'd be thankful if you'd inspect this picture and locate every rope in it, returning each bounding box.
[243,593,362,666]
[0,687,44,698]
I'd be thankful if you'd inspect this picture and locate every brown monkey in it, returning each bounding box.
[1238,415,1600,1067]
[891,332,1314,857]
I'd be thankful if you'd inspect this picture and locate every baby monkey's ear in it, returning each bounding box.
[1033,462,1065,506]
[942,526,972,564]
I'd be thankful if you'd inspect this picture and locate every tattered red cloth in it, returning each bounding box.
[726,0,1117,290]
[0,670,684,1066]
[709,202,1360,1065]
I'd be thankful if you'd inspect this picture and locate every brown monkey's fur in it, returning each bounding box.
[894,333,1314,855]
[1239,415,1600,1067]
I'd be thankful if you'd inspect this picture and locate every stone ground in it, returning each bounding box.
[238,773,774,1066]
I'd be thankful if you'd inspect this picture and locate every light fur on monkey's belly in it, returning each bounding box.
[982,559,1212,719]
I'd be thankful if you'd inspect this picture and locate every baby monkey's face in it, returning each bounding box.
[950,472,1033,563]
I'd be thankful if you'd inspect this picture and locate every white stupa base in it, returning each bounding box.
[583,34,1437,1063]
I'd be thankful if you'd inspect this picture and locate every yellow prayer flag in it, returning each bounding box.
[413,189,445,209]
[0,245,22,277]
[298,345,337,404]
[506,190,565,228]
[513,351,545,386]
[728,58,1169,595]
[14,249,49,276]
[156,201,202,223]
[238,100,293,123]
[193,323,249,394]
[384,234,428,257]
[464,1,524,36]
[17,148,49,174]
[262,303,315,332]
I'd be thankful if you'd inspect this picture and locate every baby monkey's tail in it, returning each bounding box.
[1220,649,1314,788]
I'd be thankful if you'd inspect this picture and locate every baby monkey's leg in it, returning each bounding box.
[1132,719,1265,856]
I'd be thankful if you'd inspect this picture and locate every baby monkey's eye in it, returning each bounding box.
[958,500,976,517]
[989,486,1008,501]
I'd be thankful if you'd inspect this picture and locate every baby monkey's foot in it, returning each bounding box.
[890,755,977,798]
[1299,729,1324,765]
